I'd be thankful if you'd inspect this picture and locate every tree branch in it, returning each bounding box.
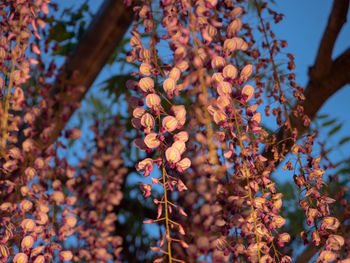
[310,0,350,80]
[263,0,350,164]
[33,0,134,150]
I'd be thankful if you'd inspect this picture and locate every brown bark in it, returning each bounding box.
[33,0,134,150]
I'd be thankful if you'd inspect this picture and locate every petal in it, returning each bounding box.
[139,77,154,92]
[165,147,181,163]
[144,133,160,149]
[223,64,238,79]
[162,116,178,132]
[145,94,161,108]
[242,84,254,102]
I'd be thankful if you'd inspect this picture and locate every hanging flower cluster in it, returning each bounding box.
[125,0,347,262]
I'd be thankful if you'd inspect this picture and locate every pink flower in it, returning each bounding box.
[145,94,161,109]
[217,81,232,96]
[176,158,191,172]
[162,116,178,132]
[13,253,28,263]
[60,251,73,261]
[211,56,226,70]
[141,113,155,131]
[169,67,181,81]
[321,216,340,231]
[326,234,344,251]
[139,77,154,93]
[139,183,152,197]
[33,256,45,263]
[239,64,253,83]
[227,18,242,37]
[21,235,34,250]
[21,219,36,232]
[242,84,254,102]
[172,105,186,126]
[172,140,186,155]
[133,107,146,118]
[20,200,33,212]
[64,215,77,228]
[317,250,336,262]
[174,131,189,142]
[223,64,238,79]
[163,78,176,97]
[166,147,181,164]
[144,133,161,148]
[140,62,152,76]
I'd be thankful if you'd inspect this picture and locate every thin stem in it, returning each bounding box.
[162,163,172,263]
[232,101,261,263]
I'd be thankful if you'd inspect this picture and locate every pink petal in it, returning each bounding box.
[162,116,178,132]
[165,147,181,163]
[144,133,160,149]
[242,84,254,102]
[139,77,154,92]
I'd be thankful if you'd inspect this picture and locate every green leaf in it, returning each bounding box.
[316,114,328,119]
[322,119,336,127]
[328,123,342,136]
[49,22,75,42]
[339,136,350,145]
[52,43,76,56]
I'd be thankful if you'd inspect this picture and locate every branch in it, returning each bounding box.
[311,0,350,80]
[33,0,134,150]
[263,0,350,163]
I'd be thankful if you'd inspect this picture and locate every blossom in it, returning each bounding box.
[176,158,191,172]
[321,216,340,231]
[13,253,28,263]
[223,64,238,79]
[139,77,154,93]
[21,236,34,250]
[242,84,255,102]
[145,94,161,109]
[60,251,73,261]
[165,147,181,164]
[239,64,253,82]
[144,133,161,149]
[163,78,176,97]
[140,62,152,76]
[162,116,178,132]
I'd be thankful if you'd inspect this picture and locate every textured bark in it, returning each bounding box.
[33,0,134,150]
